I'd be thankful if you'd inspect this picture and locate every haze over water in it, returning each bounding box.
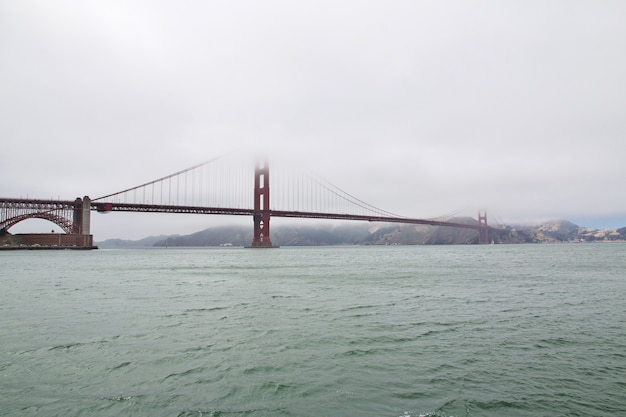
[1,244,625,416]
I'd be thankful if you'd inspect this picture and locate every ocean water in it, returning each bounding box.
[1,243,624,417]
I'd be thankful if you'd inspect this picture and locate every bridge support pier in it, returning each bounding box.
[81,196,93,247]
[72,196,94,247]
[251,160,275,248]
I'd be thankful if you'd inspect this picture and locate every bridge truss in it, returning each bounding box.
[0,198,86,234]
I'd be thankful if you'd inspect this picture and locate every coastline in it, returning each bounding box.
[0,245,98,250]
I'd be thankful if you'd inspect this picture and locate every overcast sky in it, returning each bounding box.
[1,1,625,240]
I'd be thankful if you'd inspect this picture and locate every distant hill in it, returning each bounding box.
[96,234,175,248]
[95,219,626,247]
[513,220,626,243]
[154,225,252,247]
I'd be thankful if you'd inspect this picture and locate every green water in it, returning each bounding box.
[1,244,625,416]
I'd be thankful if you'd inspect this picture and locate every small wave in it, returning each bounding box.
[241,364,282,376]
[182,344,216,353]
[396,412,448,417]
[163,366,207,381]
[48,342,84,351]
[339,347,388,357]
[437,396,528,416]
[339,304,377,312]
[48,337,116,352]
[260,381,293,395]
[420,327,458,337]
[109,361,132,371]
[176,408,285,417]
[100,395,133,402]
[185,306,228,313]
[374,334,420,344]
[536,336,576,347]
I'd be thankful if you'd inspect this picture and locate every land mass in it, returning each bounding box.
[94,219,626,248]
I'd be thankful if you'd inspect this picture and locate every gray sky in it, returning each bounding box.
[2,0,625,240]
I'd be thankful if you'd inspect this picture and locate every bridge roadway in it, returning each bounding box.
[93,202,492,232]
[1,198,499,246]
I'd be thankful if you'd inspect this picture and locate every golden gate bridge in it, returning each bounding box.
[1,153,494,248]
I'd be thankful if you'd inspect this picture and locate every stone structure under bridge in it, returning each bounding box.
[0,196,96,249]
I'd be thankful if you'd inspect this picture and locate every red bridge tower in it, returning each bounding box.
[478,211,489,244]
[251,159,274,247]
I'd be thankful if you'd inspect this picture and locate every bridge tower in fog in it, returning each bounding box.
[478,211,489,244]
[251,159,274,247]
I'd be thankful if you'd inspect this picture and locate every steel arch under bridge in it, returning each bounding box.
[0,196,92,235]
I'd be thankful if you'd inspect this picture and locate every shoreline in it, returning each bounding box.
[0,245,98,250]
